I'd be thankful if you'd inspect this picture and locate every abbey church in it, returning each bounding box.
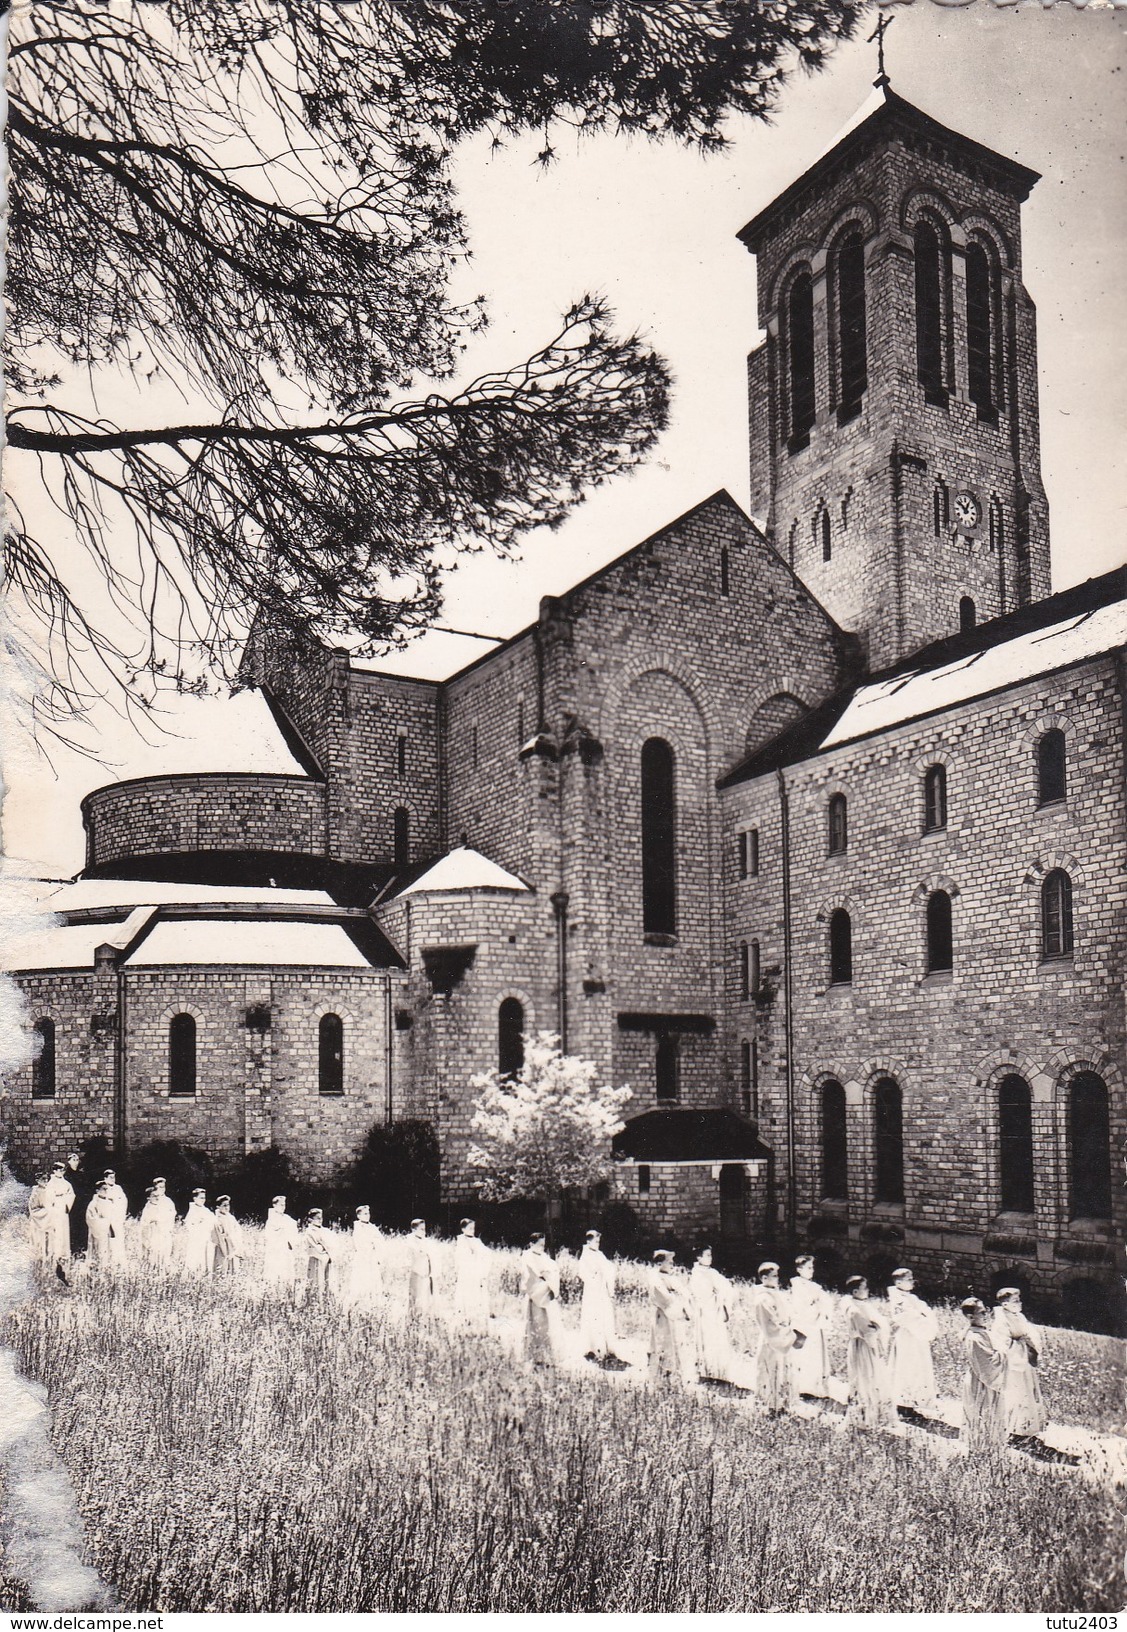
[6,83,1125,1325]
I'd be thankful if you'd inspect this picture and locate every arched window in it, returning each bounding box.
[1041,869,1074,959]
[31,1018,56,1100]
[640,737,676,936]
[318,1013,344,1096]
[655,1034,680,1102]
[923,764,947,833]
[820,509,832,563]
[820,1079,848,1200]
[786,269,816,450]
[873,1077,904,1204]
[965,240,1002,418]
[926,890,953,973]
[933,479,949,536]
[169,1013,197,1098]
[829,909,852,986]
[1036,729,1067,806]
[833,231,867,420]
[498,997,524,1078]
[827,792,847,856]
[393,807,410,869]
[914,220,949,403]
[998,1075,1034,1213]
[959,596,976,634]
[1069,1073,1111,1220]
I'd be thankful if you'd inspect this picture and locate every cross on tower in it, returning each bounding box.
[867,11,893,88]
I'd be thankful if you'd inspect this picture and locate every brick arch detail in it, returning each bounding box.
[962,211,1015,271]
[900,186,959,234]
[493,988,536,1031]
[911,872,961,901]
[823,200,880,257]
[1021,850,1083,889]
[912,747,956,775]
[1018,712,1076,749]
[601,659,712,759]
[859,1059,911,1095]
[312,1002,357,1026]
[1050,1050,1124,1097]
[814,893,863,928]
[159,1001,205,1026]
[767,246,820,314]
[972,1049,1043,1090]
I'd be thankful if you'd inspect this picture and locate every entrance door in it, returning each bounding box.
[719,1164,747,1238]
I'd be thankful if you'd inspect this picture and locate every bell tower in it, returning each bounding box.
[741,80,1050,668]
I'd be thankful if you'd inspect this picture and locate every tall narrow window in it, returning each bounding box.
[640,737,676,936]
[318,1013,344,1096]
[923,764,947,833]
[926,890,953,973]
[737,830,748,879]
[739,941,749,1001]
[914,220,948,403]
[998,1075,1034,1213]
[655,1034,680,1102]
[828,793,847,856]
[965,241,998,418]
[787,270,816,450]
[169,1013,197,1098]
[834,231,867,420]
[393,806,410,869]
[31,1018,56,1100]
[829,909,852,986]
[1041,869,1074,959]
[740,1038,758,1119]
[959,596,976,634]
[1037,729,1067,805]
[821,509,832,563]
[933,479,949,536]
[1069,1073,1111,1220]
[472,724,479,770]
[989,497,1005,556]
[638,1164,651,1196]
[873,1077,904,1204]
[821,1078,848,1200]
[396,734,406,778]
[498,997,524,1077]
[720,546,730,596]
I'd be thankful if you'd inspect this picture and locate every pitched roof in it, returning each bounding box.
[738,85,1040,252]
[613,1109,771,1164]
[395,846,531,897]
[720,567,1127,788]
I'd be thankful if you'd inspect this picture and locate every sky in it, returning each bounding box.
[3,2,1126,878]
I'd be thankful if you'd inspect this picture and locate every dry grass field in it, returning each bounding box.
[4,1225,1125,1613]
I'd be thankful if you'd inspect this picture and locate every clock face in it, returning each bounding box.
[953,491,982,532]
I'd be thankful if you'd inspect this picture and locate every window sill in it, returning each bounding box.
[318,1092,346,1100]
[836,400,863,427]
[869,1202,905,1220]
[644,932,678,948]
[1038,953,1074,970]
[1035,797,1067,813]
[786,431,811,456]
[922,385,949,410]
[921,969,952,985]
[30,1096,57,1106]
[975,403,999,427]
[921,824,947,839]
[168,1094,198,1102]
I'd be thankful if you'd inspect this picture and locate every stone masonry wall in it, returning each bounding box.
[83,774,327,871]
[723,653,1127,1299]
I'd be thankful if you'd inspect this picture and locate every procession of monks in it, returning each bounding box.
[26,1157,1050,1455]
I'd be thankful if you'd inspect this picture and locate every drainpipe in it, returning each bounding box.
[776,767,797,1249]
[550,890,569,1052]
[114,957,127,1156]
[384,974,394,1125]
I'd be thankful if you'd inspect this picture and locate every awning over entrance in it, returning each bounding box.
[613,1108,771,1165]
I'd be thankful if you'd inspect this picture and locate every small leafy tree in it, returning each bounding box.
[467,1032,631,1232]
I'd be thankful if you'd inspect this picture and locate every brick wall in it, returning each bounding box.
[724,654,1127,1297]
[3,969,118,1171]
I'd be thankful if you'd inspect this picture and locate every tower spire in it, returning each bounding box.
[867,12,893,90]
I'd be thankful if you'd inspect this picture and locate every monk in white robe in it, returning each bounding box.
[453,1218,491,1329]
[648,1251,690,1382]
[101,1170,129,1263]
[42,1164,75,1264]
[991,1288,1048,1437]
[578,1231,618,1361]
[346,1206,384,1308]
[844,1276,894,1429]
[787,1255,834,1400]
[521,1233,559,1366]
[181,1189,216,1275]
[887,1267,939,1413]
[406,1218,435,1316]
[212,1196,244,1275]
[262,1195,300,1294]
[960,1297,1008,1451]
[85,1183,117,1270]
[140,1179,177,1264]
[27,1175,52,1267]
[754,1262,800,1413]
[302,1209,334,1304]
[689,1247,736,1382]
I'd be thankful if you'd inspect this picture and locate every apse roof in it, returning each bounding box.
[122,918,376,967]
[1,909,155,973]
[40,878,338,915]
[395,846,531,897]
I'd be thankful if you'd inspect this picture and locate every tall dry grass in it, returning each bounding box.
[4,1224,1124,1612]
